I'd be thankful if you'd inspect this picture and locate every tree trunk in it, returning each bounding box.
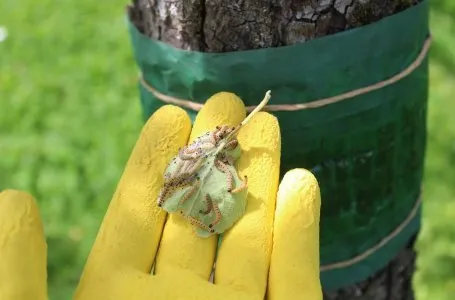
[323,236,417,300]
[128,0,420,52]
[127,0,421,298]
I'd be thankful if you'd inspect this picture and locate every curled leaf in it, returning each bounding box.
[157,91,272,237]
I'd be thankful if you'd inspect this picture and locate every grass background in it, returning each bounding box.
[0,0,454,299]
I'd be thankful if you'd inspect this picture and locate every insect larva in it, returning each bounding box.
[157,187,171,207]
[206,194,221,228]
[213,125,231,143]
[164,173,194,187]
[215,160,233,192]
[218,152,234,166]
[179,179,200,205]
[166,159,184,179]
[209,131,218,145]
[178,147,201,160]
[158,91,273,237]
[230,176,248,194]
[157,185,176,207]
[181,212,215,233]
[199,194,213,215]
[158,173,196,205]
[158,177,194,207]
[178,158,202,178]
[199,142,216,151]
[182,148,200,157]
[224,139,238,151]
[187,158,204,174]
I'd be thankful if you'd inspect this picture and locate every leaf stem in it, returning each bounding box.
[216,90,272,153]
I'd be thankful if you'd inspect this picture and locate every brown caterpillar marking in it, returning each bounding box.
[218,152,235,166]
[231,176,248,194]
[214,126,226,141]
[164,173,195,187]
[158,181,192,207]
[158,174,196,207]
[178,147,201,160]
[179,158,203,177]
[206,194,222,228]
[188,158,204,173]
[181,212,215,233]
[183,145,201,154]
[180,135,216,161]
[179,179,200,205]
[157,188,170,207]
[224,139,238,151]
[213,125,235,144]
[215,160,233,192]
[157,185,177,207]
[199,194,213,215]
[209,131,218,145]
[211,133,218,145]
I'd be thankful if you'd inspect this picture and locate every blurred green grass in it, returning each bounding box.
[0,1,142,298]
[0,1,454,299]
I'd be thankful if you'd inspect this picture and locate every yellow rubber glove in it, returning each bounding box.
[0,92,322,300]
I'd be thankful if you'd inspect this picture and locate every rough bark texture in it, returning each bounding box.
[128,0,421,52]
[127,0,421,298]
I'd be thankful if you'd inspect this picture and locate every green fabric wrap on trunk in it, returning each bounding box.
[127,1,429,290]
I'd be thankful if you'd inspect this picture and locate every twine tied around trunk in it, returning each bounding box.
[139,35,431,113]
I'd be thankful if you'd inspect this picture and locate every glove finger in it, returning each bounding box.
[267,169,322,300]
[0,190,47,300]
[154,92,246,280]
[80,266,255,300]
[75,105,192,288]
[214,112,281,298]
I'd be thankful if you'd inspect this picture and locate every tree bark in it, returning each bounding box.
[128,0,420,52]
[127,0,421,298]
